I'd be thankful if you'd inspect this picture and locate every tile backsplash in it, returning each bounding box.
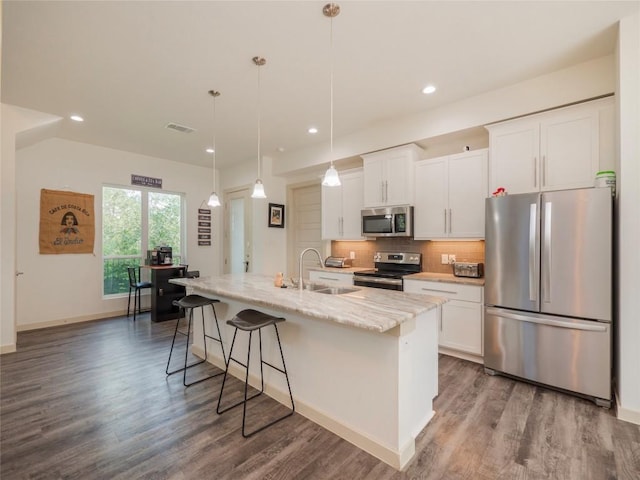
[332,239,484,274]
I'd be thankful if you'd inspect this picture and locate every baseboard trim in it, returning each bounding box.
[192,346,413,470]
[17,310,127,332]
[439,346,483,364]
[1,344,17,354]
[616,395,640,425]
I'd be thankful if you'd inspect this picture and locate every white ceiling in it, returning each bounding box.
[2,1,638,170]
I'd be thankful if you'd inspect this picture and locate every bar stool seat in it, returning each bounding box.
[165,294,226,387]
[216,308,295,437]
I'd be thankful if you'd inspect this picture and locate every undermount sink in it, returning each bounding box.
[300,282,359,295]
[315,286,360,295]
[292,279,360,295]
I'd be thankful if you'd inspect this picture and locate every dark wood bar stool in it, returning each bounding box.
[216,308,295,437]
[127,266,152,321]
[166,294,226,387]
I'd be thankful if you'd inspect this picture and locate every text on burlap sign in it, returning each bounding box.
[39,189,95,254]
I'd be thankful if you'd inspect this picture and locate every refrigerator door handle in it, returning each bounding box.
[529,203,537,302]
[543,201,552,303]
[486,307,608,332]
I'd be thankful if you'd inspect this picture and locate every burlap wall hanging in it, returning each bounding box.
[39,189,95,254]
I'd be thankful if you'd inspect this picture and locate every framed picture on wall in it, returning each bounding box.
[268,203,285,228]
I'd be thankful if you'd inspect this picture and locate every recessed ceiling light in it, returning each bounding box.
[206,147,214,154]
[308,127,318,134]
[70,115,84,122]
[422,85,436,94]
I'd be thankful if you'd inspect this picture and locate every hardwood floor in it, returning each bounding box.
[1,314,639,479]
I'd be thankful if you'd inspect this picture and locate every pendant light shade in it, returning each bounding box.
[251,56,267,199]
[322,165,341,187]
[321,3,341,187]
[207,90,221,207]
[251,179,266,199]
[207,192,221,208]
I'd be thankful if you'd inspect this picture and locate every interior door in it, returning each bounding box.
[224,188,252,274]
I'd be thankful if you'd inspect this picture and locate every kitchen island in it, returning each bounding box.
[170,273,446,469]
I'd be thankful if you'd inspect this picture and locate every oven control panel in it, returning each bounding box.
[374,252,421,265]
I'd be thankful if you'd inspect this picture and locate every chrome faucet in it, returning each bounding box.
[299,248,324,290]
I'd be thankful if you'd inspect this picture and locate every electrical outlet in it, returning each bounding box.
[349,251,356,260]
[449,254,456,264]
[441,254,449,265]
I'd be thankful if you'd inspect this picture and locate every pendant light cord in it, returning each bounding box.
[208,90,220,192]
[329,14,334,160]
[257,60,262,179]
[212,92,217,185]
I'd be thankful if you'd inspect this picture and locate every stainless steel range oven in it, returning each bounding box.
[353,252,421,291]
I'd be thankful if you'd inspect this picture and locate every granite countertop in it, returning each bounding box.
[170,273,446,333]
[405,272,485,286]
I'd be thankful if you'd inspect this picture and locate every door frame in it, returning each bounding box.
[223,185,253,274]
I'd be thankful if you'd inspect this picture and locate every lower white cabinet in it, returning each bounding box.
[309,270,353,285]
[404,279,483,361]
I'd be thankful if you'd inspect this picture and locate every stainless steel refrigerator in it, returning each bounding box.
[484,187,612,407]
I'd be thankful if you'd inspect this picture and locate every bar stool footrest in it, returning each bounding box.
[216,308,295,438]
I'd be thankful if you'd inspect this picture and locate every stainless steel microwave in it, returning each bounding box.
[361,206,413,238]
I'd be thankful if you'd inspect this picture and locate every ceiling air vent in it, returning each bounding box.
[165,122,196,134]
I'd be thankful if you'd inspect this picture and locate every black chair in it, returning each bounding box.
[127,266,152,321]
[166,295,227,387]
[216,308,295,437]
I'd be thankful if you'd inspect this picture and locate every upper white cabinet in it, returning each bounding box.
[322,170,364,240]
[486,97,614,195]
[361,144,423,207]
[414,149,488,239]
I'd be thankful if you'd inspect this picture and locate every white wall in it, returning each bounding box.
[616,12,640,424]
[14,137,217,329]
[221,155,288,276]
[1,104,62,351]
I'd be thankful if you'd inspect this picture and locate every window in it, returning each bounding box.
[103,186,184,296]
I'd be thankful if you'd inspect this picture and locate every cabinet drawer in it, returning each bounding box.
[309,270,353,285]
[404,280,482,303]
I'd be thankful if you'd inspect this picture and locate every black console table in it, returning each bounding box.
[143,266,186,322]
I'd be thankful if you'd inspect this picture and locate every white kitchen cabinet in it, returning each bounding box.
[309,270,353,285]
[487,97,614,195]
[361,144,423,207]
[404,279,483,361]
[322,170,364,240]
[414,149,488,239]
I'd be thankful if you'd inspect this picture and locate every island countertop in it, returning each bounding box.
[170,273,446,333]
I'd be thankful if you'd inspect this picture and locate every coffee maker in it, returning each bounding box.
[157,246,172,265]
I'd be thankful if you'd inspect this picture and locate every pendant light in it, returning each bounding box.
[207,90,221,208]
[321,3,341,187]
[251,56,267,199]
